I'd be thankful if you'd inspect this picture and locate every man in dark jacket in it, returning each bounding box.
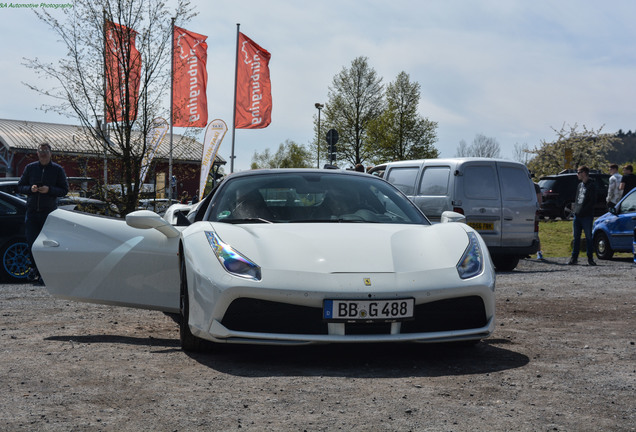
[568,166,596,266]
[17,142,69,284]
[619,164,636,199]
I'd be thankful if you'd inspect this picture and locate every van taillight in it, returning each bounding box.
[453,207,464,215]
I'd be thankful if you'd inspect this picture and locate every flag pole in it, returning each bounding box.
[168,17,175,199]
[230,23,240,173]
[102,10,109,193]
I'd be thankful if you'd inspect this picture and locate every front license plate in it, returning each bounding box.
[323,298,415,322]
[468,222,494,231]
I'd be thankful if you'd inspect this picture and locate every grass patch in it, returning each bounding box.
[538,219,633,258]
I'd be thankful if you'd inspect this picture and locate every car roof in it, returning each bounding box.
[0,189,26,204]
[540,172,609,179]
[380,157,528,168]
[224,168,375,179]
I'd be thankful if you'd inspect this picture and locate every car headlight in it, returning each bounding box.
[205,231,261,281]
[456,232,484,279]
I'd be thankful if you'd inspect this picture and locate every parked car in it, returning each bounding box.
[0,179,23,198]
[0,191,30,282]
[57,196,111,215]
[33,169,496,352]
[592,187,636,259]
[1,178,110,215]
[538,170,610,219]
[137,198,180,215]
[373,158,539,271]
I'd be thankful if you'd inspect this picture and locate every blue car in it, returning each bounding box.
[592,188,636,259]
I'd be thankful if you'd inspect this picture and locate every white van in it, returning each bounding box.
[373,158,539,271]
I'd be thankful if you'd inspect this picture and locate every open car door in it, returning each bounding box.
[32,209,181,313]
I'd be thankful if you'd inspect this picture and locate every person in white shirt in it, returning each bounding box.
[606,163,622,209]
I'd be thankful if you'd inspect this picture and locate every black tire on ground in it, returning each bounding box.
[179,255,208,352]
[492,255,520,272]
[0,239,31,283]
[593,232,614,260]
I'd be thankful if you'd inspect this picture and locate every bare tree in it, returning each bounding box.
[455,134,501,158]
[513,142,533,164]
[23,0,196,215]
[455,139,469,157]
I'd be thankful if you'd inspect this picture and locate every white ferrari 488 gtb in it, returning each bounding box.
[33,169,495,352]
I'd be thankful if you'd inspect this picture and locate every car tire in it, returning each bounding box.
[179,255,207,352]
[492,255,520,271]
[593,232,614,260]
[1,239,31,283]
[562,202,574,220]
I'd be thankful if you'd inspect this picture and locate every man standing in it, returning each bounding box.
[17,142,68,285]
[619,164,636,199]
[568,166,596,266]
[606,163,622,209]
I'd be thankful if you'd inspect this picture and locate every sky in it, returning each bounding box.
[1,0,636,172]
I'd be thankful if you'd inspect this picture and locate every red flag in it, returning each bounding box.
[172,26,208,128]
[235,32,272,129]
[105,21,141,123]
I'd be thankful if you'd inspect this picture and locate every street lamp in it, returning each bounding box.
[315,103,323,169]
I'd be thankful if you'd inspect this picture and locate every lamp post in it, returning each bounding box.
[315,103,323,169]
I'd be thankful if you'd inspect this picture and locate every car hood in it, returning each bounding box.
[203,222,471,274]
[593,211,612,227]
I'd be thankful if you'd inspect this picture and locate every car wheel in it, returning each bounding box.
[1,239,31,283]
[492,255,520,271]
[562,202,574,220]
[179,256,207,352]
[594,232,614,260]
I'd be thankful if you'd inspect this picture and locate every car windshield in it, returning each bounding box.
[205,172,429,225]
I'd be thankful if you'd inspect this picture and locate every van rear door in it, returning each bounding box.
[458,162,503,247]
[496,161,538,249]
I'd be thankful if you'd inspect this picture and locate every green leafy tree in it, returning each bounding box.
[251,140,313,169]
[367,72,439,163]
[24,0,196,215]
[527,124,619,178]
[320,57,385,167]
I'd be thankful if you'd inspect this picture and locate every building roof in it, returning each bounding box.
[0,118,225,164]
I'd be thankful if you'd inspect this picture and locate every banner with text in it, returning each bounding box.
[105,21,141,123]
[173,26,208,128]
[199,119,228,200]
[139,118,169,185]
[235,32,272,129]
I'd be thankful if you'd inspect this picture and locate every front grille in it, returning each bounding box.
[222,299,327,334]
[400,296,487,333]
[220,296,487,336]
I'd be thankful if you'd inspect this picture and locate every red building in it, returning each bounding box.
[0,118,225,198]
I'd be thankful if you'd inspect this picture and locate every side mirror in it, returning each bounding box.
[440,211,466,224]
[609,206,617,215]
[126,210,180,238]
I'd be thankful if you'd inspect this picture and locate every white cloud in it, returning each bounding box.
[2,0,636,169]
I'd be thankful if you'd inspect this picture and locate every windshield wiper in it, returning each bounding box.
[289,218,374,223]
[220,218,274,224]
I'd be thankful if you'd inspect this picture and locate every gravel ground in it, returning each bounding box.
[1,257,635,432]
